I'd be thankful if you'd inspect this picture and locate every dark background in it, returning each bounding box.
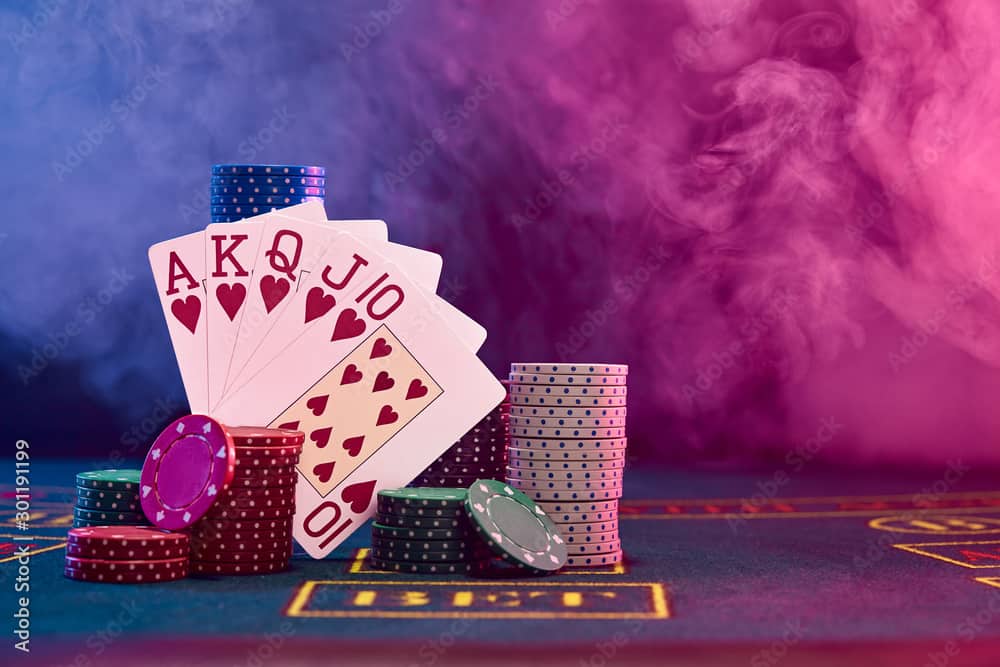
[3,0,998,470]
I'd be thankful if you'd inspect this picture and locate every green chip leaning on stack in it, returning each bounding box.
[369,482,568,575]
[73,470,152,528]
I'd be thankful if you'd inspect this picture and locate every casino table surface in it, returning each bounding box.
[7,460,1000,666]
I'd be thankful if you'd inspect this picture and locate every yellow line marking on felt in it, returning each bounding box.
[0,533,66,564]
[894,540,1000,569]
[285,579,670,619]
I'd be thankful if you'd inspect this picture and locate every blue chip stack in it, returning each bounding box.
[210,164,327,222]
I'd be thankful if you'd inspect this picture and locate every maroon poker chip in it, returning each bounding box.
[204,505,295,520]
[227,475,297,490]
[66,526,189,560]
[191,535,290,553]
[64,564,189,583]
[233,453,300,469]
[218,484,295,501]
[140,415,236,530]
[191,548,291,563]
[190,560,289,576]
[190,527,291,543]
[232,465,297,480]
[65,555,189,574]
[192,517,293,532]
[225,426,305,447]
[211,494,294,510]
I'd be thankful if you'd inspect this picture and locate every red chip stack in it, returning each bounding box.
[188,427,303,576]
[64,526,190,583]
[410,380,510,486]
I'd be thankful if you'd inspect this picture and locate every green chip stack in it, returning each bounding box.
[369,488,494,574]
[73,470,152,528]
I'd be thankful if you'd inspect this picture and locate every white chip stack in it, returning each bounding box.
[505,363,627,567]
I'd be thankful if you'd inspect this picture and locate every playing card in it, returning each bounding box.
[148,230,209,412]
[212,246,504,557]
[222,218,453,398]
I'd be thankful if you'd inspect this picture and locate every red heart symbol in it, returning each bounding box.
[331,308,366,341]
[216,283,246,321]
[376,405,398,426]
[259,275,290,313]
[342,435,365,457]
[373,371,394,393]
[306,394,328,416]
[304,287,335,324]
[340,364,363,385]
[310,426,332,449]
[370,337,392,359]
[340,479,376,513]
[406,379,429,400]
[312,460,336,483]
[170,295,201,334]
[276,420,300,430]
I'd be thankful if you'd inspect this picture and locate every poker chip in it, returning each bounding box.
[76,470,141,491]
[509,385,626,397]
[211,216,247,222]
[234,453,300,468]
[375,502,466,518]
[378,488,467,506]
[508,449,625,464]
[508,415,626,428]
[191,547,291,563]
[210,175,326,187]
[210,194,323,205]
[534,500,619,513]
[509,426,626,439]
[374,512,471,530]
[518,487,623,502]
[368,557,486,575]
[212,494,294,510]
[66,526,189,560]
[75,486,142,501]
[65,554,188,573]
[370,547,487,562]
[211,205,282,216]
[464,480,566,573]
[411,476,481,488]
[509,405,627,418]
[507,477,624,492]
[371,537,485,552]
[232,465,297,479]
[508,373,628,386]
[205,504,295,520]
[140,415,235,530]
[190,560,289,576]
[506,458,625,471]
[64,564,189,583]
[371,522,472,541]
[510,363,628,376]
[73,507,148,524]
[410,400,508,489]
[508,438,628,451]
[561,530,620,544]
[75,496,141,512]
[191,528,291,546]
[556,519,618,532]
[505,467,624,481]
[510,395,627,407]
[564,552,623,567]
[565,540,622,555]
[227,426,305,447]
[227,475,297,489]
[193,517,293,533]
[212,164,326,177]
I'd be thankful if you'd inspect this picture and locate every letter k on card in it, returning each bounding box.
[269,326,441,497]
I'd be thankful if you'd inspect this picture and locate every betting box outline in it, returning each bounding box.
[284,579,670,619]
[894,540,1000,569]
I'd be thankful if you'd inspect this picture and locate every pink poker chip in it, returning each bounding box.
[140,415,235,530]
